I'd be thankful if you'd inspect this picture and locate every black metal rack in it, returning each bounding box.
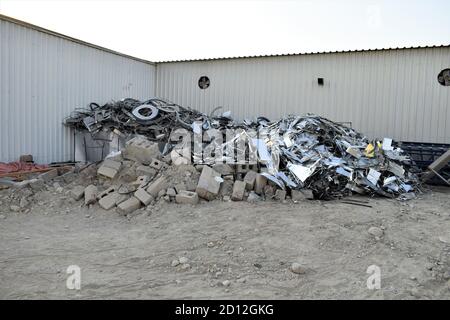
[395,141,450,185]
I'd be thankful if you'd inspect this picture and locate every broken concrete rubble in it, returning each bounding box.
[243,171,257,191]
[134,188,153,206]
[247,191,261,203]
[147,176,168,198]
[231,180,246,201]
[254,174,267,195]
[175,190,199,205]
[70,185,85,201]
[274,189,287,201]
[212,163,234,176]
[38,169,58,182]
[97,159,121,179]
[97,186,117,200]
[117,196,141,215]
[84,185,98,205]
[135,165,156,178]
[149,158,165,170]
[196,166,222,200]
[123,136,160,164]
[166,188,176,197]
[102,159,122,171]
[219,179,234,198]
[99,192,127,210]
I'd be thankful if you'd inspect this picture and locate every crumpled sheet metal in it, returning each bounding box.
[257,114,419,199]
[64,98,237,141]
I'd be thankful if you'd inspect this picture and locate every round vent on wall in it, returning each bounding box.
[198,76,210,89]
[438,69,450,86]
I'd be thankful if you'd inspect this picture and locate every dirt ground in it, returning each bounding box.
[0,184,449,300]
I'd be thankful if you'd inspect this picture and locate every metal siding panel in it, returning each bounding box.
[156,47,450,143]
[0,19,156,163]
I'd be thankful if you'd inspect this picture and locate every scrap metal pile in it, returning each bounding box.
[63,98,236,140]
[257,115,418,199]
[64,98,419,200]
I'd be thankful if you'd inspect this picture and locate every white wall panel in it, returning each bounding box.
[0,17,156,163]
[156,47,450,143]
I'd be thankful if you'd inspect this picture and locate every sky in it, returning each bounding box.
[0,0,449,62]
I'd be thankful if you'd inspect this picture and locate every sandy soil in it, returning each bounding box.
[0,185,449,299]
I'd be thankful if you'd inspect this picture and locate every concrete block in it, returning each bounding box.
[212,163,235,175]
[274,189,286,201]
[174,182,187,193]
[175,191,199,205]
[117,196,141,215]
[158,189,166,198]
[185,179,197,192]
[263,185,275,198]
[219,179,234,197]
[99,192,127,210]
[243,171,257,190]
[149,158,164,170]
[247,191,261,203]
[118,184,136,194]
[97,166,118,179]
[166,188,176,197]
[70,185,85,201]
[134,188,153,205]
[123,136,160,164]
[231,180,246,201]
[116,162,137,183]
[38,169,59,182]
[136,165,156,178]
[195,165,205,172]
[84,185,98,205]
[132,176,150,188]
[146,176,168,197]
[196,166,222,200]
[97,186,117,200]
[254,174,267,194]
[161,154,172,165]
[172,154,190,166]
[171,148,191,166]
[102,159,122,171]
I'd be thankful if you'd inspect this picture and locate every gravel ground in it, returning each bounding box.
[0,185,449,299]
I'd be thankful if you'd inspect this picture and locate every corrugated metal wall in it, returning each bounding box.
[1,15,449,165]
[156,47,450,143]
[0,17,156,163]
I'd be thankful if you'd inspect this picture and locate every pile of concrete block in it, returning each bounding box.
[63,136,317,216]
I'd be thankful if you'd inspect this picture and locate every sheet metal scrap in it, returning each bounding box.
[64,98,236,141]
[257,114,419,200]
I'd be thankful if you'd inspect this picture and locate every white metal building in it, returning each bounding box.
[156,46,450,144]
[0,14,156,163]
[1,14,449,164]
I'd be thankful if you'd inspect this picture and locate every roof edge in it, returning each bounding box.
[0,13,156,66]
[156,44,450,64]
